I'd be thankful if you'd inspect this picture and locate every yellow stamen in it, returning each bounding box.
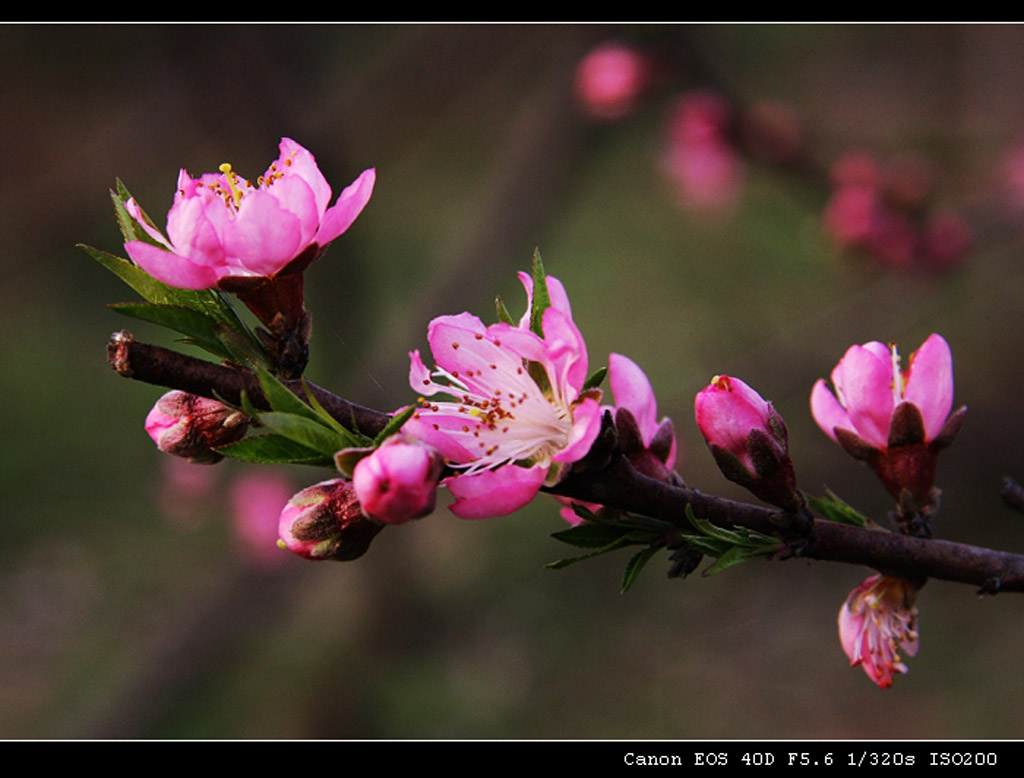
[218,163,244,206]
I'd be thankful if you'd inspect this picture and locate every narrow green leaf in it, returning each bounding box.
[216,434,334,467]
[807,489,872,528]
[551,522,635,549]
[255,411,351,458]
[582,366,607,392]
[528,249,551,337]
[109,302,229,359]
[621,545,661,593]
[254,365,324,423]
[495,295,515,325]
[372,405,417,446]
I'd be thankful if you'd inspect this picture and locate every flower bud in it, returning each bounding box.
[351,436,444,524]
[694,375,799,511]
[278,478,383,561]
[145,390,249,464]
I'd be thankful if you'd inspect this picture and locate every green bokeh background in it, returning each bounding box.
[4,23,1024,739]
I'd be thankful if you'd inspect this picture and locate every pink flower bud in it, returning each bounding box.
[810,334,964,503]
[838,574,920,689]
[145,390,249,464]
[694,375,798,510]
[278,478,383,561]
[351,436,444,525]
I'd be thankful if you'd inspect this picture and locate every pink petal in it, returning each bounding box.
[222,189,304,275]
[902,333,954,441]
[608,353,657,442]
[317,167,376,246]
[124,240,221,289]
[833,344,894,449]
[540,306,589,397]
[276,137,332,215]
[810,378,851,442]
[551,397,603,464]
[445,465,548,519]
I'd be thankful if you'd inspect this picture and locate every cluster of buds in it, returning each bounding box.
[823,151,972,270]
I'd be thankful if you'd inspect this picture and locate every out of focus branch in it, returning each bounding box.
[108,330,1024,594]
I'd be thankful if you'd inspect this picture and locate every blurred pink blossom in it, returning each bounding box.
[574,42,649,120]
[663,91,745,213]
[838,574,920,689]
[230,471,295,568]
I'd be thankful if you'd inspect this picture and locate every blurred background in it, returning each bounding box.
[4,23,1024,739]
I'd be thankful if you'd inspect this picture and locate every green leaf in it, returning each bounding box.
[621,545,661,593]
[582,366,607,392]
[254,365,324,423]
[680,505,782,575]
[216,434,334,467]
[807,488,873,528]
[254,411,353,458]
[109,302,231,359]
[494,295,515,325]
[372,405,417,447]
[551,522,637,549]
[528,249,551,337]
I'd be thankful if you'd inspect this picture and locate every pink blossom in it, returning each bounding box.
[574,42,649,120]
[694,375,798,510]
[145,390,249,464]
[663,91,745,213]
[838,574,920,689]
[810,334,961,502]
[230,471,295,569]
[607,352,677,477]
[404,273,602,519]
[810,334,954,451]
[351,436,444,524]
[124,138,375,290]
[278,478,383,561]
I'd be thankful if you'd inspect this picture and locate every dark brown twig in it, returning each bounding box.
[109,330,1024,594]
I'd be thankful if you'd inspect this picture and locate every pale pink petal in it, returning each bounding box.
[810,378,852,442]
[265,172,321,247]
[222,190,304,275]
[276,137,332,215]
[317,168,376,246]
[165,195,227,266]
[124,240,221,289]
[541,306,589,398]
[902,333,954,440]
[445,465,548,519]
[608,353,657,442]
[551,397,602,464]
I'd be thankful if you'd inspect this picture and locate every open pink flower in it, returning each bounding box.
[838,574,920,689]
[124,137,375,290]
[404,273,602,519]
[810,334,963,502]
[695,375,799,510]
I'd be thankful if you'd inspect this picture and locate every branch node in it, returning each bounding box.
[107,329,135,377]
